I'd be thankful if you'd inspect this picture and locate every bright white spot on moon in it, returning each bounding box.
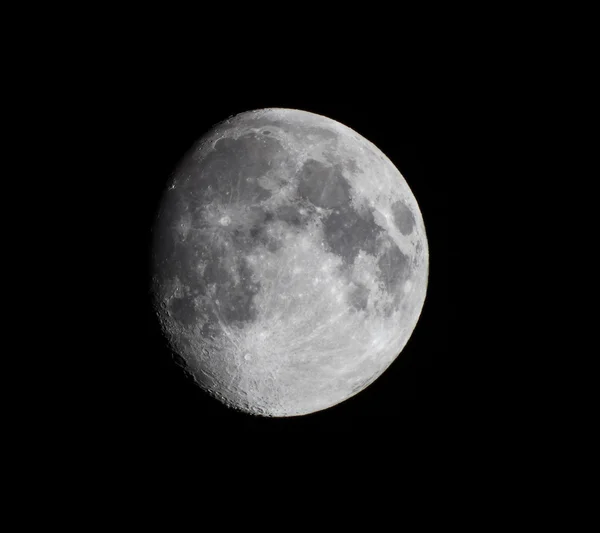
[219,216,231,226]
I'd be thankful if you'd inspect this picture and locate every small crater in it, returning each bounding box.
[262,130,271,135]
[265,237,282,252]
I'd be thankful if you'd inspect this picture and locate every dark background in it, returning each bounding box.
[106,94,450,436]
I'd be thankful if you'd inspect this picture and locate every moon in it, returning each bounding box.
[151,108,429,417]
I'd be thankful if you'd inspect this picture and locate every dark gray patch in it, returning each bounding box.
[221,207,270,248]
[179,133,291,205]
[344,158,360,174]
[262,130,271,135]
[377,238,410,295]
[152,193,189,272]
[214,258,260,325]
[168,296,198,326]
[322,203,381,264]
[154,220,262,333]
[275,205,309,227]
[391,200,416,236]
[197,319,223,342]
[249,226,261,239]
[247,225,283,253]
[155,230,201,292]
[220,209,283,254]
[297,159,351,208]
[264,237,282,252]
[195,249,261,327]
[348,283,369,311]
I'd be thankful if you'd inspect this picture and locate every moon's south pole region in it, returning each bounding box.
[151,108,429,417]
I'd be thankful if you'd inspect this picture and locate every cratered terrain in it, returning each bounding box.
[151,108,428,417]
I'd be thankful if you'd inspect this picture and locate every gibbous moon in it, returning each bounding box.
[151,108,429,416]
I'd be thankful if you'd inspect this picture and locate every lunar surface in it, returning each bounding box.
[151,108,428,417]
